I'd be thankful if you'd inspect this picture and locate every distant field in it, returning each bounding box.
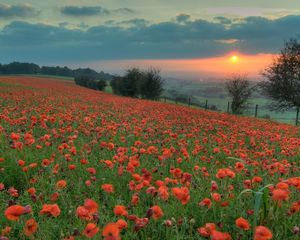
[163,79,298,125]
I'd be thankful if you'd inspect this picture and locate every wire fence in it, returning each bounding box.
[160,96,300,126]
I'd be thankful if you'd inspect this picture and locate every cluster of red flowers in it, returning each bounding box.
[0,76,299,239]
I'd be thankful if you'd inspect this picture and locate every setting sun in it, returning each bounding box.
[230,55,239,63]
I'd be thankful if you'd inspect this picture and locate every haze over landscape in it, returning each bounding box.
[1,0,300,79]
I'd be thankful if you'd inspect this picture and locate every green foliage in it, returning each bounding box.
[0,61,113,80]
[1,154,28,193]
[0,62,40,74]
[97,79,107,91]
[110,67,164,100]
[239,184,273,227]
[122,68,143,98]
[140,68,164,100]
[226,75,254,114]
[74,76,107,91]
[261,37,300,111]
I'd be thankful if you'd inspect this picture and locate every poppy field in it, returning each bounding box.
[0,76,299,240]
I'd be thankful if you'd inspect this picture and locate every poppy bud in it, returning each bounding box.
[31,195,37,202]
[8,200,16,206]
[93,213,99,223]
[177,218,183,225]
[292,226,299,234]
[72,229,80,236]
[146,208,153,218]
[164,220,172,227]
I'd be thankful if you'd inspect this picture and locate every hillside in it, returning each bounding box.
[0,76,299,240]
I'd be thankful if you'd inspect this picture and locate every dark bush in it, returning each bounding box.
[110,67,164,100]
[97,79,107,91]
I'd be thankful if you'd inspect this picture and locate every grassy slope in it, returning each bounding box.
[0,76,299,240]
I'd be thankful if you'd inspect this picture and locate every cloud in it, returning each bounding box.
[61,6,135,17]
[0,3,38,18]
[175,14,191,23]
[1,15,300,63]
[215,39,240,44]
[114,8,135,14]
[213,16,232,25]
[119,19,149,27]
[61,6,110,16]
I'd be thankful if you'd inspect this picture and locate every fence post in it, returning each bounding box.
[164,97,166,103]
[188,97,191,107]
[205,100,208,110]
[227,102,230,113]
[255,104,258,118]
[296,107,299,126]
[175,98,177,104]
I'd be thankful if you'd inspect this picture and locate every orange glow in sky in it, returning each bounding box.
[89,53,274,80]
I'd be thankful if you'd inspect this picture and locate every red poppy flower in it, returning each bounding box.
[254,226,273,240]
[40,204,61,217]
[24,218,38,236]
[82,223,99,238]
[4,205,32,221]
[235,217,250,230]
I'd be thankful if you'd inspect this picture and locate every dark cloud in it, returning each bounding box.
[61,6,110,16]
[61,6,135,17]
[1,15,300,63]
[176,14,191,23]
[213,16,232,25]
[120,19,149,27]
[0,3,38,18]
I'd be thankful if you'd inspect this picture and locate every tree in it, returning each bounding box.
[74,76,90,87]
[260,38,300,111]
[86,79,98,90]
[225,75,253,114]
[122,68,143,97]
[97,79,107,91]
[109,67,164,100]
[140,68,164,100]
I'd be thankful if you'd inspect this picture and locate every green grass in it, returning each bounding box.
[104,82,113,93]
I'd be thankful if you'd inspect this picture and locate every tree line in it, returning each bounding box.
[74,67,164,101]
[110,67,164,100]
[0,62,113,80]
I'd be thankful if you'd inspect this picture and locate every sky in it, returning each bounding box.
[1,0,300,80]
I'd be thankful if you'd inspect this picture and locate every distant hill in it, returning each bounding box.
[0,62,114,80]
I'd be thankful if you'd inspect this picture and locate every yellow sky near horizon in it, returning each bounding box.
[87,53,274,80]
